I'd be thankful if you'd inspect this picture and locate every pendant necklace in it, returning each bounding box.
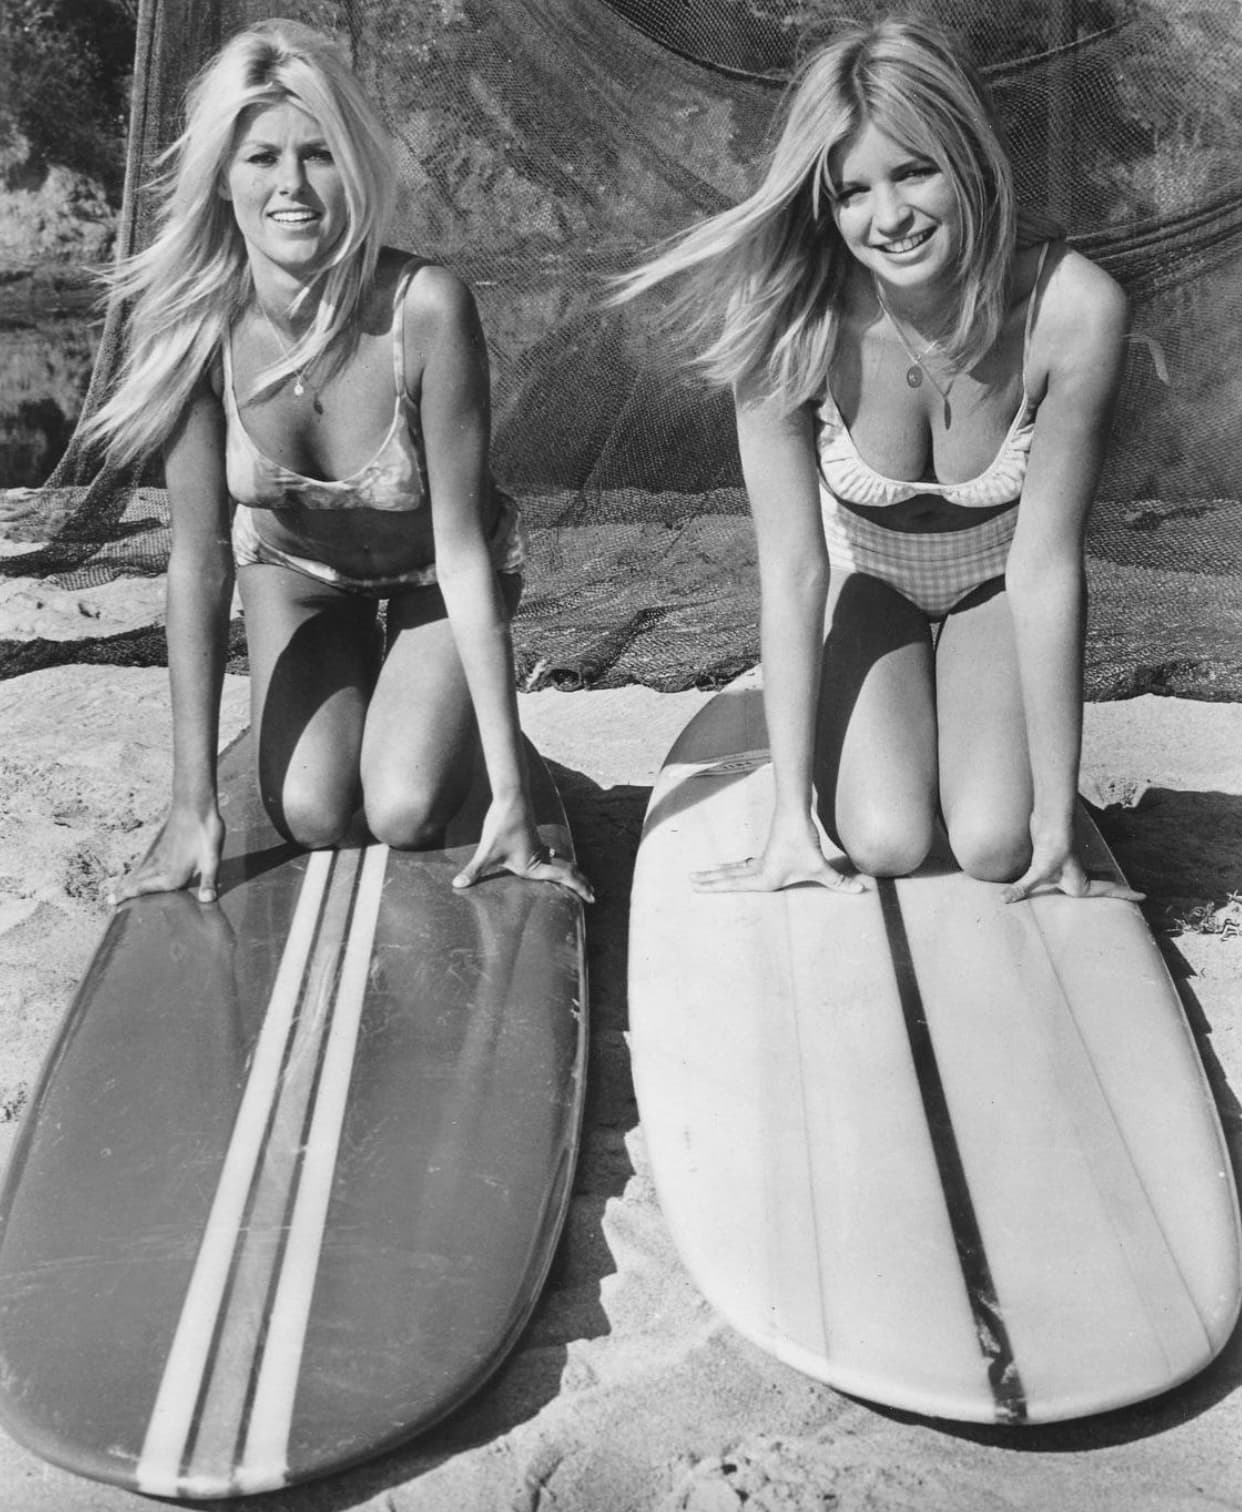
[872,281,955,426]
[258,302,323,413]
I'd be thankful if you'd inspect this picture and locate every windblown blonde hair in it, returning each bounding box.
[615,17,1018,408]
[83,18,396,466]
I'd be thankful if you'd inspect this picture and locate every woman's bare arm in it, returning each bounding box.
[409,266,592,901]
[693,382,861,894]
[111,379,235,903]
[1003,249,1141,903]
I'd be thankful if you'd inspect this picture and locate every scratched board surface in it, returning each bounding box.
[0,736,587,1498]
[628,681,1241,1425]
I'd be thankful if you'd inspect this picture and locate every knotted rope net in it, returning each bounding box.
[6,0,1241,696]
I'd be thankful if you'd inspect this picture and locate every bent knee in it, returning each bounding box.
[257,764,357,849]
[364,791,450,851]
[837,813,934,879]
[268,794,354,851]
[948,818,1031,883]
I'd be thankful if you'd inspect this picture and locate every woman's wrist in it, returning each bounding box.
[1029,806,1075,850]
[769,793,820,842]
[486,779,532,810]
[169,778,219,816]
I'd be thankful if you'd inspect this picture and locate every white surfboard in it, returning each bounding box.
[628,680,1241,1424]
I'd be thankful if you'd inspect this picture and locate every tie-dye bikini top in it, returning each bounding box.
[222,260,429,511]
[816,242,1053,510]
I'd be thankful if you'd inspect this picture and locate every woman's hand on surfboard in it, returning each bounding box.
[108,804,225,906]
[453,798,594,902]
[1002,838,1145,905]
[691,822,865,895]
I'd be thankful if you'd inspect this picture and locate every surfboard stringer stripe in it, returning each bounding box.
[136,843,389,1498]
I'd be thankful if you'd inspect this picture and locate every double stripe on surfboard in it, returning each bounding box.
[136,843,389,1498]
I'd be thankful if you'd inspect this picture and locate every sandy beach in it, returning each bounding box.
[1,570,1240,1511]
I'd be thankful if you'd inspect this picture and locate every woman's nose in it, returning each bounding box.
[277,152,308,194]
[871,181,909,232]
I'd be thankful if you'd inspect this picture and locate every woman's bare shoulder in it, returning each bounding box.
[1040,246,1128,349]
[377,250,489,403]
[1023,246,1128,411]
[379,249,476,332]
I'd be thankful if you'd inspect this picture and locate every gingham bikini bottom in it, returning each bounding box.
[819,491,1018,619]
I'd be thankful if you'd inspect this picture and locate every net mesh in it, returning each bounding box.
[6,0,1241,696]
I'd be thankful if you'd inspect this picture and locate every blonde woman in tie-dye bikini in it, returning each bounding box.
[84,20,591,906]
[621,16,1142,905]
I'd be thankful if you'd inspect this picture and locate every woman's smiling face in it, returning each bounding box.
[828,120,960,297]
[222,101,348,280]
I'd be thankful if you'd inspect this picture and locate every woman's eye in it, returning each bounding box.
[306,147,334,163]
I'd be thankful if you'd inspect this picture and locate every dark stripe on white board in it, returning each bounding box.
[877,878,1028,1425]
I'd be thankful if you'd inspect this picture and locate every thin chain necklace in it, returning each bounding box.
[258,302,322,412]
[872,280,956,423]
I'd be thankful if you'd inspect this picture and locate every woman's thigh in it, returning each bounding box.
[360,573,521,848]
[815,571,938,876]
[238,563,380,846]
[935,581,1033,880]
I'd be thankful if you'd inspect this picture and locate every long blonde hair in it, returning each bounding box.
[83,18,396,466]
[615,17,1017,408]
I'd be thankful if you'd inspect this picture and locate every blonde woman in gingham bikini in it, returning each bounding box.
[620,16,1141,906]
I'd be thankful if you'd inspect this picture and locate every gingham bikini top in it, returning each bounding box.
[816,242,1052,510]
[222,260,429,511]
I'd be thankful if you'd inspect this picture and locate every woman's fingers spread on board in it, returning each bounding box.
[451,854,487,890]
[691,855,864,895]
[1003,870,1056,905]
[1003,863,1145,905]
[110,859,199,905]
[689,856,761,887]
[451,821,510,890]
[1003,846,1080,904]
[108,810,224,906]
[109,868,167,905]
[454,842,594,903]
[527,853,595,903]
[196,856,220,904]
[1081,878,1146,902]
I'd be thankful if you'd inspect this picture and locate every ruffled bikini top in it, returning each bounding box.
[222,260,429,511]
[816,242,1052,510]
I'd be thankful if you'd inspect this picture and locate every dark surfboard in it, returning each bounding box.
[0,735,587,1498]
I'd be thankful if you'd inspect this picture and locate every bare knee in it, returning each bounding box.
[836,809,935,879]
[948,815,1031,883]
[364,789,450,851]
[263,780,355,851]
